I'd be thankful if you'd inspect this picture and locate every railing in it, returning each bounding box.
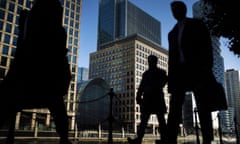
[0,88,238,144]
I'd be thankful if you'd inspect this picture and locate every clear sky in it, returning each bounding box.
[78,0,240,71]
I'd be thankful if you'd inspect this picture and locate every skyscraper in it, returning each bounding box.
[89,0,168,133]
[225,69,240,136]
[77,67,89,82]
[97,0,161,50]
[0,0,81,131]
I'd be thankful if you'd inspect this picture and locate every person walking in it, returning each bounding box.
[0,0,72,144]
[166,1,226,144]
[128,55,168,144]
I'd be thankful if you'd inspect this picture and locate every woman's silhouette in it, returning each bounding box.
[0,0,72,144]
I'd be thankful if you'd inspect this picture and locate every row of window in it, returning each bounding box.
[60,0,81,10]
[0,1,31,11]
[93,45,134,59]
[0,32,18,46]
[136,43,168,62]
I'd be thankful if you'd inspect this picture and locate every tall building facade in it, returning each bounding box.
[225,69,240,136]
[89,34,168,133]
[90,0,168,133]
[97,0,161,50]
[193,1,228,131]
[0,0,82,130]
[77,67,89,82]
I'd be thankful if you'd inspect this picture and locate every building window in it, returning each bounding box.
[0,21,3,30]
[17,7,23,14]
[0,56,7,66]
[11,47,16,56]
[0,1,6,8]
[2,45,9,55]
[6,23,12,33]
[8,3,15,12]
[4,34,10,44]
[18,0,23,5]
[7,13,13,22]
[26,1,31,8]
[0,68,5,78]
[0,9,5,19]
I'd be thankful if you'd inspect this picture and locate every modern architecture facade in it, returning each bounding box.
[97,0,161,50]
[0,0,82,131]
[76,78,110,130]
[225,69,240,136]
[90,0,168,133]
[89,34,168,132]
[77,67,89,82]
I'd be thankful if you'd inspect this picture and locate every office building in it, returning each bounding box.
[89,0,168,133]
[77,67,89,82]
[225,69,240,135]
[0,0,81,131]
[89,33,168,132]
[97,0,161,50]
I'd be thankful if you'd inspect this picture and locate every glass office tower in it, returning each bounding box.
[90,0,167,133]
[97,0,161,50]
[0,0,81,131]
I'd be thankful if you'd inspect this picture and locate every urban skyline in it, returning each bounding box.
[0,0,238,141]
[79,0,240,71]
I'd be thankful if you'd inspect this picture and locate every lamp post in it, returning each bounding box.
[108,88,115,144]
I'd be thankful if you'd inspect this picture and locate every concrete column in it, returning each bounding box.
[31,113,36,130]
[46,113,51,128]
[74,122,78,139]
[98,123,101,139]
[153,124,155,136]
[71,116,75,130]
[34,121,38,138]
[15,112,21,130]
[122,127,125,138]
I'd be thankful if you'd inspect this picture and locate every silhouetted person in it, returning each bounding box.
[167,1,215,144]
[128,55,167,144]
[0,0,71,144]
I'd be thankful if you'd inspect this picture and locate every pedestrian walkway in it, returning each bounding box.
[0,137,236,144]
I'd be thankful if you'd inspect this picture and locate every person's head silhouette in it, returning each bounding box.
[148,55,158,69]
[170,1,187,21]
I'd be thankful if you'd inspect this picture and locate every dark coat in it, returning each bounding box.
[168,18,227,111]
[168,18,213,93]
[137,67,167,114]
[1,0,71,109]
[23,0,71,97]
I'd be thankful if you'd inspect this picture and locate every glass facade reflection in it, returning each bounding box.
[98,0,161,50]
[76,78,110,130]
[98,0,116,46]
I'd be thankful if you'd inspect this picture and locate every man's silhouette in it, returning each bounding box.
[128,55,167,144]
[166,1,218,144]
[0,0,72,144]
